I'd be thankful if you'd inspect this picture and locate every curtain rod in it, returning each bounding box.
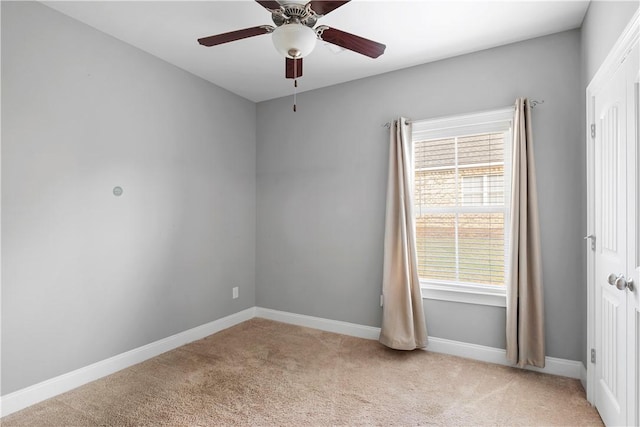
[382,99,545,129]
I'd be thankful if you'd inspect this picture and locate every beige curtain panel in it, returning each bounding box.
[506,98,545,368]
[379,117,428,350]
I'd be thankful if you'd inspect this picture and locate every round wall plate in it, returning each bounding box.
[113,186,123,196]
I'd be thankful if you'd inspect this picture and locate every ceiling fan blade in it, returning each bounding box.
[255,0,283,12]
[286,57,303,79]
[316,26,386,59]
[198,25,274,47]
[308,1,350,16]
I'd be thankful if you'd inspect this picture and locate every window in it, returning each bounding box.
[412,109,513,306]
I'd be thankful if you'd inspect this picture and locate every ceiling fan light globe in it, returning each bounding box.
[272,24,317,58]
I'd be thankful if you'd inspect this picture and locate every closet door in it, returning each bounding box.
[591,37,638,427]
[593,45,628,427]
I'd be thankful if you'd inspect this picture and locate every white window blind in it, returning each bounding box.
[412,109,512,289]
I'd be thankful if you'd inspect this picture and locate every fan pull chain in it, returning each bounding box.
[293,79,298,112]
[293,58,298,112]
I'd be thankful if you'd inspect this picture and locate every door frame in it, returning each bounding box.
[586,7,639,414]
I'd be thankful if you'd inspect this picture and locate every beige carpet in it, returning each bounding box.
[2,318,602,426]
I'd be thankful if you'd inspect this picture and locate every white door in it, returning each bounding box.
[592,40,638,427]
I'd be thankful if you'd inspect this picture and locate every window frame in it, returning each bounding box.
[411,107,514,307]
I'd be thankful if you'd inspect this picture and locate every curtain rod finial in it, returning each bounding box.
[530,99,544,108]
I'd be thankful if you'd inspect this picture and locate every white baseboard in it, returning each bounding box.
[521,354,583,379]
[1,306,584,418]
[255,307,583,380]
[0,307,255,418]
[580,363,587,391]
[254,307,381,340]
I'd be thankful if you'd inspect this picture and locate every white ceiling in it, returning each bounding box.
[42,0,590,102]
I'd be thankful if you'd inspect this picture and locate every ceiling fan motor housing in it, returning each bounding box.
[271,3,318,28]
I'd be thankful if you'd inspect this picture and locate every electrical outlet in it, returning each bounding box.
[232,286,239,299]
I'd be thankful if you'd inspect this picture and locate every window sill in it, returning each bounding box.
[421,282,506,307]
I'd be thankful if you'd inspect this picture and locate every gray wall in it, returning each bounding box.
[578,0,639,366]
[1,1,256,395]
[256,30,584,360]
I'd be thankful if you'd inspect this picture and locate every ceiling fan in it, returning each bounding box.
[197,0,386,81]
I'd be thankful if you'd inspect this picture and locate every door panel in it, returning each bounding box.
[600,104,619,254]
[600,292,621,406]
